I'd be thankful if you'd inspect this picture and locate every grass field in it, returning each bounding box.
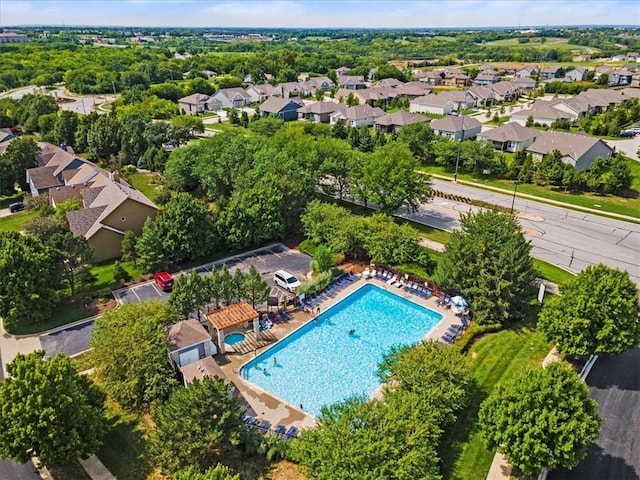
[0,210,39,232]
[533,258,575,286]
[126,171,164,203]
[484,37,597,53]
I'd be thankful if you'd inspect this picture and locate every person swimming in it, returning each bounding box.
[349,328,355,335]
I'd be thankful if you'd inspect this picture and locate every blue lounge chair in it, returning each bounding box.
[461,315,470,327]
[258,419,271,432]
[274,424,286,436]
[436,294,446,306]
[442,332,456,343]
[278,308,290,320]
[284,426,299,440]
[243,415,257,426]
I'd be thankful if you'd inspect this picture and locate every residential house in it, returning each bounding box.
[575,88,626,113]
[329,104,386,128]
[440,91,477,110]
[565,67,589,82]
[511,101,577,127]
[334,87,399,107]
[374,111,430,134]
[167,319,217,369]
[468,86,494,107]
[417,70,444,85]
[443,71,471,87]
[512,76,537,90]
[0,127,15,155]
[338,75,367,90]
[539,66,562,80]
[304,76,335,92]
[473,69,501,86]
[178,93,216,115]
[298,101,347,123]
[477,122,539,152]
[278,82,302,97]
[246,83,280,103]
[394,81,432,98]
[373,78,404,88]
[335,66,350,77]
[201,70,217,79]
[609,69,634,86]
[479,63,496,71]
[526,131,613,171]
[210,87,252,109]
[515,64,539,78]
[611,54,627,62]
[490,81,521,102]
[259,97,303,121]
[409,93,455,116]
[429,115,482,141]
[27,143,85,196]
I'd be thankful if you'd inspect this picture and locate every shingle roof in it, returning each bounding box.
[478,122,539,143]
[429,115,481,132]
[49,185,84,205]
[179,357,229,386]
[259,97,303,113]
[527,131,611,162]
[167,319,211,351]
[411,93,453,107]
[297,101,346,115]
[206,302,259,331]
[26,166,63,190]
[375,111,430,127]
[67,206,107,236]
[178,93,210,105]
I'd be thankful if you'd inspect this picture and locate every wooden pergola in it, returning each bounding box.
[206,301,260,354]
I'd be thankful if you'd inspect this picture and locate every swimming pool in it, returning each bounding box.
[225,333,246,346]
[241,283,443,417]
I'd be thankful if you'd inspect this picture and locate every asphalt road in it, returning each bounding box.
[0,459,40,480]
[40,244,311,358]
[548,347,640,480]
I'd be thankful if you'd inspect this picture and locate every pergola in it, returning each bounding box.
[206,301,260,355]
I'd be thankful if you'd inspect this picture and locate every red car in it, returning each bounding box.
[154,272,174,291]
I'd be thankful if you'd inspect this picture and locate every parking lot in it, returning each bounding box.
[40,244,311,358]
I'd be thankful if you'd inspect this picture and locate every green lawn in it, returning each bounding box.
[70,350,95,373]
[0,192,26,209]
[443,316,551,480]
[0,210,39,232]
[79,259,145,294]
[533,258,575,286]
[125,171,164,203]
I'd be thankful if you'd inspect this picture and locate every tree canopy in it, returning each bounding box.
[0,351,107,467]
[434,210,537,324]
[538,264,640,357]
[479,362,602,476]
[90,300,178,411]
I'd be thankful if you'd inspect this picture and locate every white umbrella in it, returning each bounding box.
[450,295,469,308]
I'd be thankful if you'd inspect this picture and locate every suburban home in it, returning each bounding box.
[512,76,537,90]
[27,142,88,196]
[167,319,217,369]
[477,122,539,152]
[429,115,482,141]
[468,85,495,106]
[210,87,252,109]
[259,97,303,121]
[479,63,497,71]
[575,88,626,113]
[277,82,302,97]
[329,104,386,128]
[304,76,335,92]
[526,131,613,171]
[177,93,218,115]
[539,66,562,80]
[490,81,521,102]
[338,75,367,90]
[511,101,577,127]
[473,70,501,86]
[565,67,589,82]
[374,111,430,134]
[416,70,444,85]
[515,64,539,78]
[373,78,404,88]
[409,93,455,116]
[443,71,471,87]
[246,84,280,103]
[440,91,477,110]
[609,69,634,86]
[394,81,432,98]
[297,101,347,123]
[335,66,350,77]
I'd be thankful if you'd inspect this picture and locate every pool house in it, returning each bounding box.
[206,301,260,354]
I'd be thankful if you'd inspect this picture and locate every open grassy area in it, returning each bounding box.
[126,171,164,203]
[70,350,95,373]
[443,315,551,480]
[0,210,39,232]
[533,258,575,286]
[484,37,596,52]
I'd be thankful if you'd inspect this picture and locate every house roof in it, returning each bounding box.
[478,122,539,143]
[338,75,365,85]
[527,131,612,162]
[468,85,494,99]
[375,111,430,127]
[180,357,229,386]
[394,81,432,96]
[374,78,404,88]
[207,301,259,331]
[305,76,334,88]
[215,87,251,101]
[490,81,519,96]
[513,103,575,121]
[0,127,13,143]
[259,97,303,113]
[178,93,210,105]
[297,101,346,115]
[334,104,386,121]
[49,184,84,205]
[26,166,63,190]
[513,77,536,85]
[429,115,481,133]
[411,93,453,107]
[67,206,108,236]
[167,319,211,351]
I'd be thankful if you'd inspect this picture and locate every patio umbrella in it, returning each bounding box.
[450,295,469,308]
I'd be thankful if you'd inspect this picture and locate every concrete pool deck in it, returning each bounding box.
[215,275,464,434]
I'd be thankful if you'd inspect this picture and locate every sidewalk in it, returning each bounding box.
[78,455,115,480]
[0,321,42,378]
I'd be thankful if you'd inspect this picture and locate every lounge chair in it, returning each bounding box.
[386,274,397,285]
[376,270,385,279]
[258,419,271,432]
[275,424,286,436]
[436,294,447,306]
[278,308,290,320]
[461,315,470,327]
[362,268,371,278]
[422,287,432,299]
[370,269,377,278]
[284,426,299,440]
[446,324,463,335]
[244,415,257,426]
[442,332,456,343]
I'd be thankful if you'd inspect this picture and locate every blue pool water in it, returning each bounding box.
[241,284,443,417]
[225,333,246,346]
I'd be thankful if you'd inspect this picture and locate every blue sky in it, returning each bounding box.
[2,1,639,28]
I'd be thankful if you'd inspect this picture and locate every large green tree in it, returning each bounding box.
[0,351,107,467]
[434,210,537,325]
[22,215,69,242]
[173,465,240,480]
[169,270,210,320]
[479,362,602,476]
[0,232,61,329]
[396,122,436,162]
[243,264,270,308]
[47,232,95,295]
[0,136,39,193]
[538,264,640,356]
[151,377,245,473]
[91,301,178,411]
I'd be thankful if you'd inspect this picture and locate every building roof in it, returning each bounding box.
[394,81,432,96]
[527,131,612,162]
[49,184,84,205]
[374,78,404,88]
[478,122,539,143]
[468,85,494,99]
[167,319,211,351]
[26,166,63,190]
[259,97,303,113]
[67,206,108,236]
[331,104,385,121]
[375,111,430,127]
[215,87,251,101]
[411,93,453,107]
[207,301,259,331]
[429,115,481,133]
[490,81,519,96]
[297,101,346,115]
[513,77,537,85]
[338,75,365,85]
[179,357,229,386]
[178,93,210,105]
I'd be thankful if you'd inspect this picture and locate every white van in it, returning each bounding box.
[273,270,301,292]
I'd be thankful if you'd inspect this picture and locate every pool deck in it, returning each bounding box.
[215,275,464,434]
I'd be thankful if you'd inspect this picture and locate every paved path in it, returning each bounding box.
[79,455,115,480]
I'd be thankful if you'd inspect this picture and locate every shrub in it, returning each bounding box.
[297,268,343,297]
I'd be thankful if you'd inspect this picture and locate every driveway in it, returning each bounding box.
[607,134,640,161]
[39,244,311,358]
[548,347,640,480]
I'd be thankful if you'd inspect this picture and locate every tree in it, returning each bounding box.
[113,260,130,285]
[172,115,205,136]
[434,210,537,325]
[311,245,335,273]
[173,465,240,480]
[87,113,120,159]
[219,264,234,307]
[317,138,359,200]
[91,301,178,411]
[23,216,69,241]
[53,110,79,146]
[0,137,39,192]
[355,143,432,214]
[357,126,374,152]
[121,229,137,261]
[0,351,107,467]
[47,232,95,295]
[54,197,81,220]
[151,377,245,473]
[479,362,602,476]
[169,270,209,320]
[243,264,270,308]
[538,264,640,356]
[604,156,632,194]
[396,122,435,162]
[0,232,61,329]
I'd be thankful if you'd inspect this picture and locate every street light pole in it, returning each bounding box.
[453,90,472,183]
[510,180,520,214]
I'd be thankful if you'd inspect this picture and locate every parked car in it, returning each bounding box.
[273,270,300,292]
[154,272,174,291]
[9,201,25,213]
[619,130,637,137]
